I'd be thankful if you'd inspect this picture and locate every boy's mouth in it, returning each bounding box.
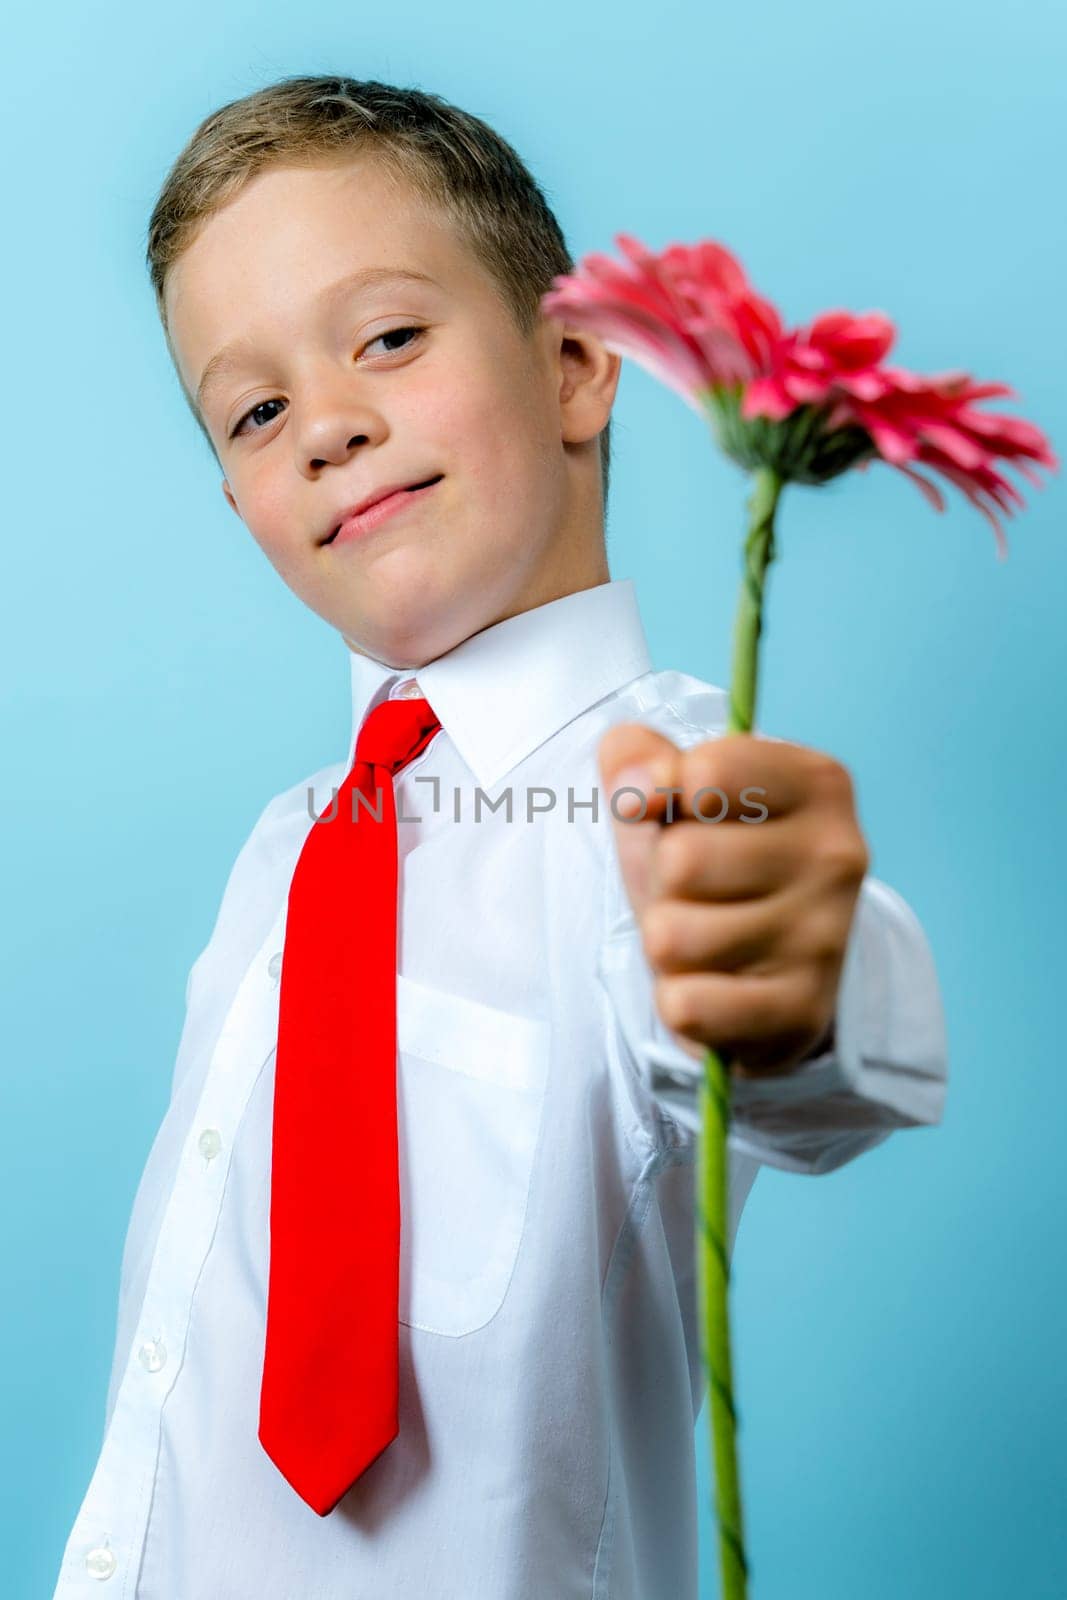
[321,475,444,546]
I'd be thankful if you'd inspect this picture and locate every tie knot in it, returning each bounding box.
[354,695,441,776]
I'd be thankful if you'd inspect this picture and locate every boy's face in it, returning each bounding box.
[164,155,619,667]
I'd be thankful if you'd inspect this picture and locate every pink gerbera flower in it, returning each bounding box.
[541,234,1058,558]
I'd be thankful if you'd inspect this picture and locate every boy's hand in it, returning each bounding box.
[597,726,869,1079]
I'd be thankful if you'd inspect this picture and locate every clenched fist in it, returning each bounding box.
[597,725,870,1079]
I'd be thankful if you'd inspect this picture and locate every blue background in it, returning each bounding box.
[3,2,1064,1595]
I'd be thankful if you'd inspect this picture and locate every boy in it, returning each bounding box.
[52,76,947,1598]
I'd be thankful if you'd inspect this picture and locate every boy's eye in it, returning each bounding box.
[230,397,286,439]
[228,326,425,439]
[363,324,424,359]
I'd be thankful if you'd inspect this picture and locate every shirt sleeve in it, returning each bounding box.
[595,873,948,1175]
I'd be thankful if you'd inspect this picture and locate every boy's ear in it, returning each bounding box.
[221,479,240,517]
[555,325,621,446]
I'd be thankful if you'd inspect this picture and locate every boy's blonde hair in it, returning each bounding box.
[146,74,612,506]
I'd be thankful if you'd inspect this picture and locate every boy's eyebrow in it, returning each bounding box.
[195,266,442,412]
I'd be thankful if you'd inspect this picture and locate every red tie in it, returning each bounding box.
[259,693,442,1516]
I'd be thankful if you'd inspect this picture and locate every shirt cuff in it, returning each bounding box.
[596,874,948,1174]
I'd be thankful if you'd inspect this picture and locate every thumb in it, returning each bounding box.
[597,723,683,920]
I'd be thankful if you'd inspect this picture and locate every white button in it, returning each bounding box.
[138,1337,167,1373]
[85,1545,117,1580]
[198,1127,222,1162]
[268,951,283,983]
[396,678,421,699]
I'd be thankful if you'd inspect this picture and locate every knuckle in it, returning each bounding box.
[816,828,868,886]
[809,751,861,816]
[809,747,850,793]
[807,909,847,965]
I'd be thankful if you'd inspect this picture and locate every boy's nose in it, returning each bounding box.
[294,377,383,471]
[306,434,372,472]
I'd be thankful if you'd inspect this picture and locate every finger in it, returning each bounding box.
[649,814,797,902]
[653,965,830,1070]
[673,733,833,823]
[597,723,681,821]
[640,891,798,977]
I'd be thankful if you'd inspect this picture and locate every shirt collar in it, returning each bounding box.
[344,577,653,790]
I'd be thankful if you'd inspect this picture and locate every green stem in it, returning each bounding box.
[699,463,782,1598]
[728,464,780,737]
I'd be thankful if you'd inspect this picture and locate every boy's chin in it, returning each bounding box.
[342,594,488,670]
[338,619,439,671]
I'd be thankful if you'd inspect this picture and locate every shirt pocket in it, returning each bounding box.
[395,973,550,1337]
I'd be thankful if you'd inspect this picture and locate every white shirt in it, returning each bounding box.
[51,577,947,1599]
